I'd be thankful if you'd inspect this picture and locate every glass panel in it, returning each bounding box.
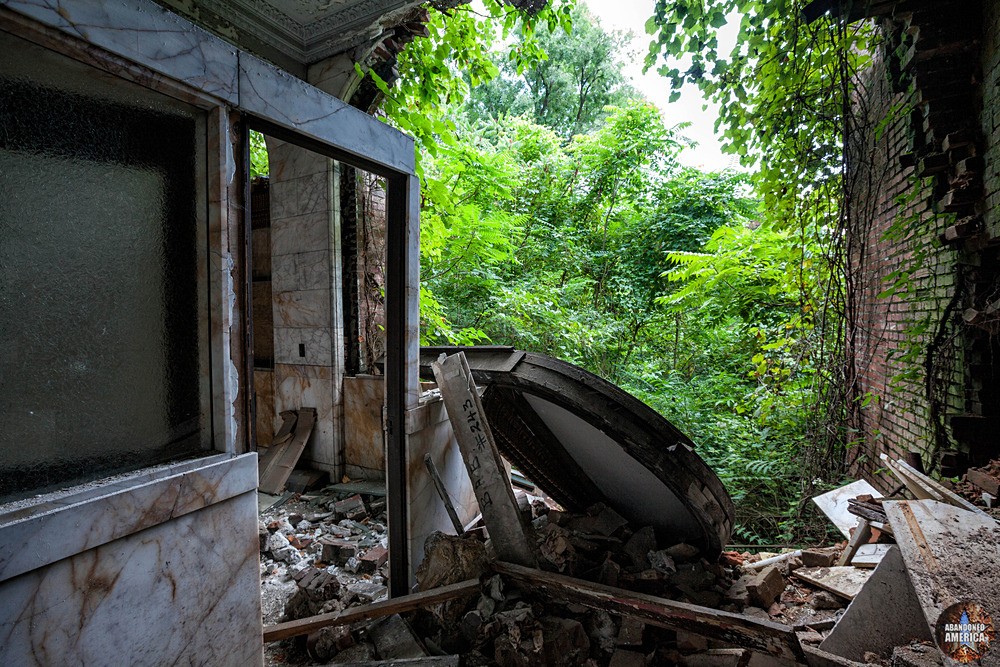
[0,33,209,502]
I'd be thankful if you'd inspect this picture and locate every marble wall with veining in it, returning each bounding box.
[0,455,263,667]
[266,137,345,475]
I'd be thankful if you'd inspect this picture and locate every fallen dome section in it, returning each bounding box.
[419,346,735,557]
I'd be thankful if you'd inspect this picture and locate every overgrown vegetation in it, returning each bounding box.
[357,0,876,544]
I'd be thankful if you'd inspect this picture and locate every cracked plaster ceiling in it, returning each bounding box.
[156,0,421,75]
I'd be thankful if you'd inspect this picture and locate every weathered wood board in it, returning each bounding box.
[431,353,536,567]
[259,407,315,494]
[496,562,805,662]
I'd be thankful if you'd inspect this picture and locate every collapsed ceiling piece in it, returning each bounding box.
[420,346,735,556]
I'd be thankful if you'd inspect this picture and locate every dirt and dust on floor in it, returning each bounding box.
[257,450,1000,667]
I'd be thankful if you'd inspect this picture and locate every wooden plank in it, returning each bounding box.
[836,518,871,566]
[883,500,1000,639]
[431,352,536,567]
[879,454,935,501]
[315,658,459,667]
[889,456,987,515]
[423,453,465,535]
[495,562,805,661]
[262,578,481,642]
[259,408,315,494]
[791,567,872,601]
[812,480,882,538]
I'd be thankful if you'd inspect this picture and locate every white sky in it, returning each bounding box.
[582,0,740,172]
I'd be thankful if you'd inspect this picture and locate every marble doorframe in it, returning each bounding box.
[0,0,422,660]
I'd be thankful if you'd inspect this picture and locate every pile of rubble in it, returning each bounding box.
[259,452,1000,666]
[259,484,393,664]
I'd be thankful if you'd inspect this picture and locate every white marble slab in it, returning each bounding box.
[4,0,240,104]
[271,211,334,257]
[0,453,257,583]
[0,490,262,666]
[270,172,333,220]
[239,53,414,174]
[271,249,332,292]
[273,289,333,328]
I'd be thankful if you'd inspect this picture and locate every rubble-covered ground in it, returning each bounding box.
[257,483,897,666]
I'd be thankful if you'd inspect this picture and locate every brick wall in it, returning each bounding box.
[846,1,999,486]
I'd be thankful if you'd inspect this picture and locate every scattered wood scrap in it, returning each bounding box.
[495,561,805,662]
[259,408,316,494]
[791,566,872,601]
[262,578,481,642]
[879,453,988,515]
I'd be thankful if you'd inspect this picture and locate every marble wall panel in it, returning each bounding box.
[271,249,331,293]
[273,326,333,367]
[268,139,329,183]
[274,364,339,473]
[270,172,332,220]
[344,375,385,472]
[3,0,240,104]
[270,210,333,257]
[0,491,262,667]
[406,397,479,581]
[0,454,257,582]
[273,289,333,328]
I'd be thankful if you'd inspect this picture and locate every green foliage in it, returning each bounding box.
[372,0,844,543]
[249,130,269,178]
[465,5,641,140]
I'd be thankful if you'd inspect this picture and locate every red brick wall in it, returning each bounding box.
[845,13,985,488]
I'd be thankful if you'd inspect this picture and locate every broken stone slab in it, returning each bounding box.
[609,649,647,667]
[891,643,943,667]
[321,537,359,564]
[334,494,368,521]
[367,614,427,660]
[623,526,657,568]
[414,531,490,591]
[812,479,882,539]
[800,548,838,569]
[666,543,702,562]
[792,566,871,601]
[540,616,591,666]
[819,547,931,663]
[746,566,785,609]
[325,641,375,663]
[617,617,645,647]
[567,504,630,537]
[648,550,677,574]
[346,581,388,603]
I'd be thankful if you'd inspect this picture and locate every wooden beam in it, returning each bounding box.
[262,579,481,643]
[494,562,804,661]
[432,352,537,566]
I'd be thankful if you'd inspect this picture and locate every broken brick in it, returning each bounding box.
[358,545,388,573]
[320,537,358,564]
[333,494,368,520]
[746,566,785,609]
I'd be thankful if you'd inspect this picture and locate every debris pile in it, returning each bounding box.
[258,482,392,664]
[258,356,998,666]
